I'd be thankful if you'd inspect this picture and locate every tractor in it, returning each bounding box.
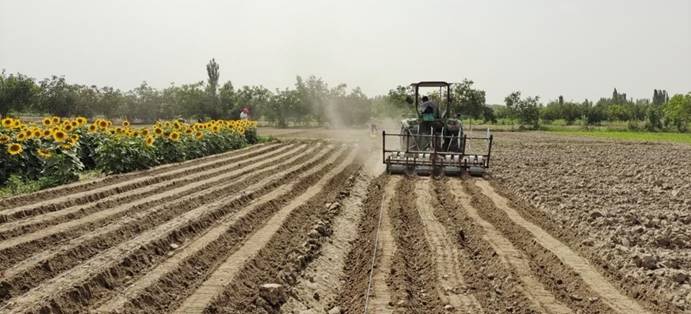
[382,81,493,177]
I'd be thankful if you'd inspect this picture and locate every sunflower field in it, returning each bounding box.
[0,116,257,189]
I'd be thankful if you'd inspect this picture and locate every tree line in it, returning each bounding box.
[1,59,689,131]
[495,88,690,131]
[0,59,376,127]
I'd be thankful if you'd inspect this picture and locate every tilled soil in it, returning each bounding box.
[0,129,678,313]
[492,132,691,312]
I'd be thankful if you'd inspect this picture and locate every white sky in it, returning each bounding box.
[1,0,689,103]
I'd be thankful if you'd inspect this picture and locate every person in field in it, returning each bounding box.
[240,107,250,120]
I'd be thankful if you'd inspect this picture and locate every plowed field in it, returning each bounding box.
[0,129,687,313]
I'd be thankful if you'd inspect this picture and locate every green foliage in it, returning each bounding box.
[504,91,540,129]
[0,175,42,198]
[663,93,691,132]
[40,150,84,187]
[95,136,158,174]
[452,79,486,119]
[0,71,38,115]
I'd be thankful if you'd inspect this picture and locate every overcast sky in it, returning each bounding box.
[1,0,689,103]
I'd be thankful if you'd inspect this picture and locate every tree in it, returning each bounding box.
[504,91,540,129]
[36,76,79,117]
[663,93,691,132]
[452,79,486,119]
[0,71,38,116]
[202,58,222,119]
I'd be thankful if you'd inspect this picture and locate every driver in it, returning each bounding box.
[420,96,439,118]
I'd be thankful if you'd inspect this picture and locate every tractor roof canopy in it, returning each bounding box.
[410,81,451,88]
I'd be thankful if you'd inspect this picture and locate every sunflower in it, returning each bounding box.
[43,129,52,137]
[145,136,155,147]
[62,138,76,149]
[140,129,150,136]
[70,134,80,142]
[64,124,74,132]
[76,117,87,125]
[7,143,23,155]
[0,134,10,144]
[88,124,97,132]
[153,127,163,136]
[51,116,60,124]
[16,132,27,142]
[71,121,78,128]
[169,131,180,141]
[12,120,21,128]
[98,120,108,129]
[53,130,68,143]
[42,117,52,126]
[32,130,42,138]
[1,118,13,128]
[211,125,220,133]
[122,120,130,128]
[37,148,52,159]
[195,131,204,140]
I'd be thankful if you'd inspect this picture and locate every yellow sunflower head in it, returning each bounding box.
[51,116,60,124]
[169,131,180,141]
[33,130,42,138]
[64,124,74,132]
[53,130,68,143]
[61,138,76,149]
[145,136,155,147]
[98,120,108,129]
[0,134,10,144]
[37,148,52,159]
[154,127,163,135]
[42,117,52,126]
[1,118,13,128]
[76,117,87,125]
[122,120,130,128]
[141,129,150,136]
[7,143,23,155]
[195,131,203,140]
[16,132,27,141]
[88,124,97,132]
[70,134,80,142]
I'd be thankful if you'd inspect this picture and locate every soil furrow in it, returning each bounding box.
[0,145,325,306]
[0,144,306,264]
[0,145,336,313]
[431,179,540,313]
[446,179,572,314]
[414,178,483,313]
[387,178,443,313]
[336,175,388,314]
[364,176,399,314]
[279,170,371,314]
[0,144,295,239]
[93,146,348,313]
[473,180,650,314]
[0,142,278,211]
[0,144,318,279]
[174,149,359,314]
[0,142,283,222]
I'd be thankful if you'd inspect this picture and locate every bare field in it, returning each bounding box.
[0,128,687,313]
